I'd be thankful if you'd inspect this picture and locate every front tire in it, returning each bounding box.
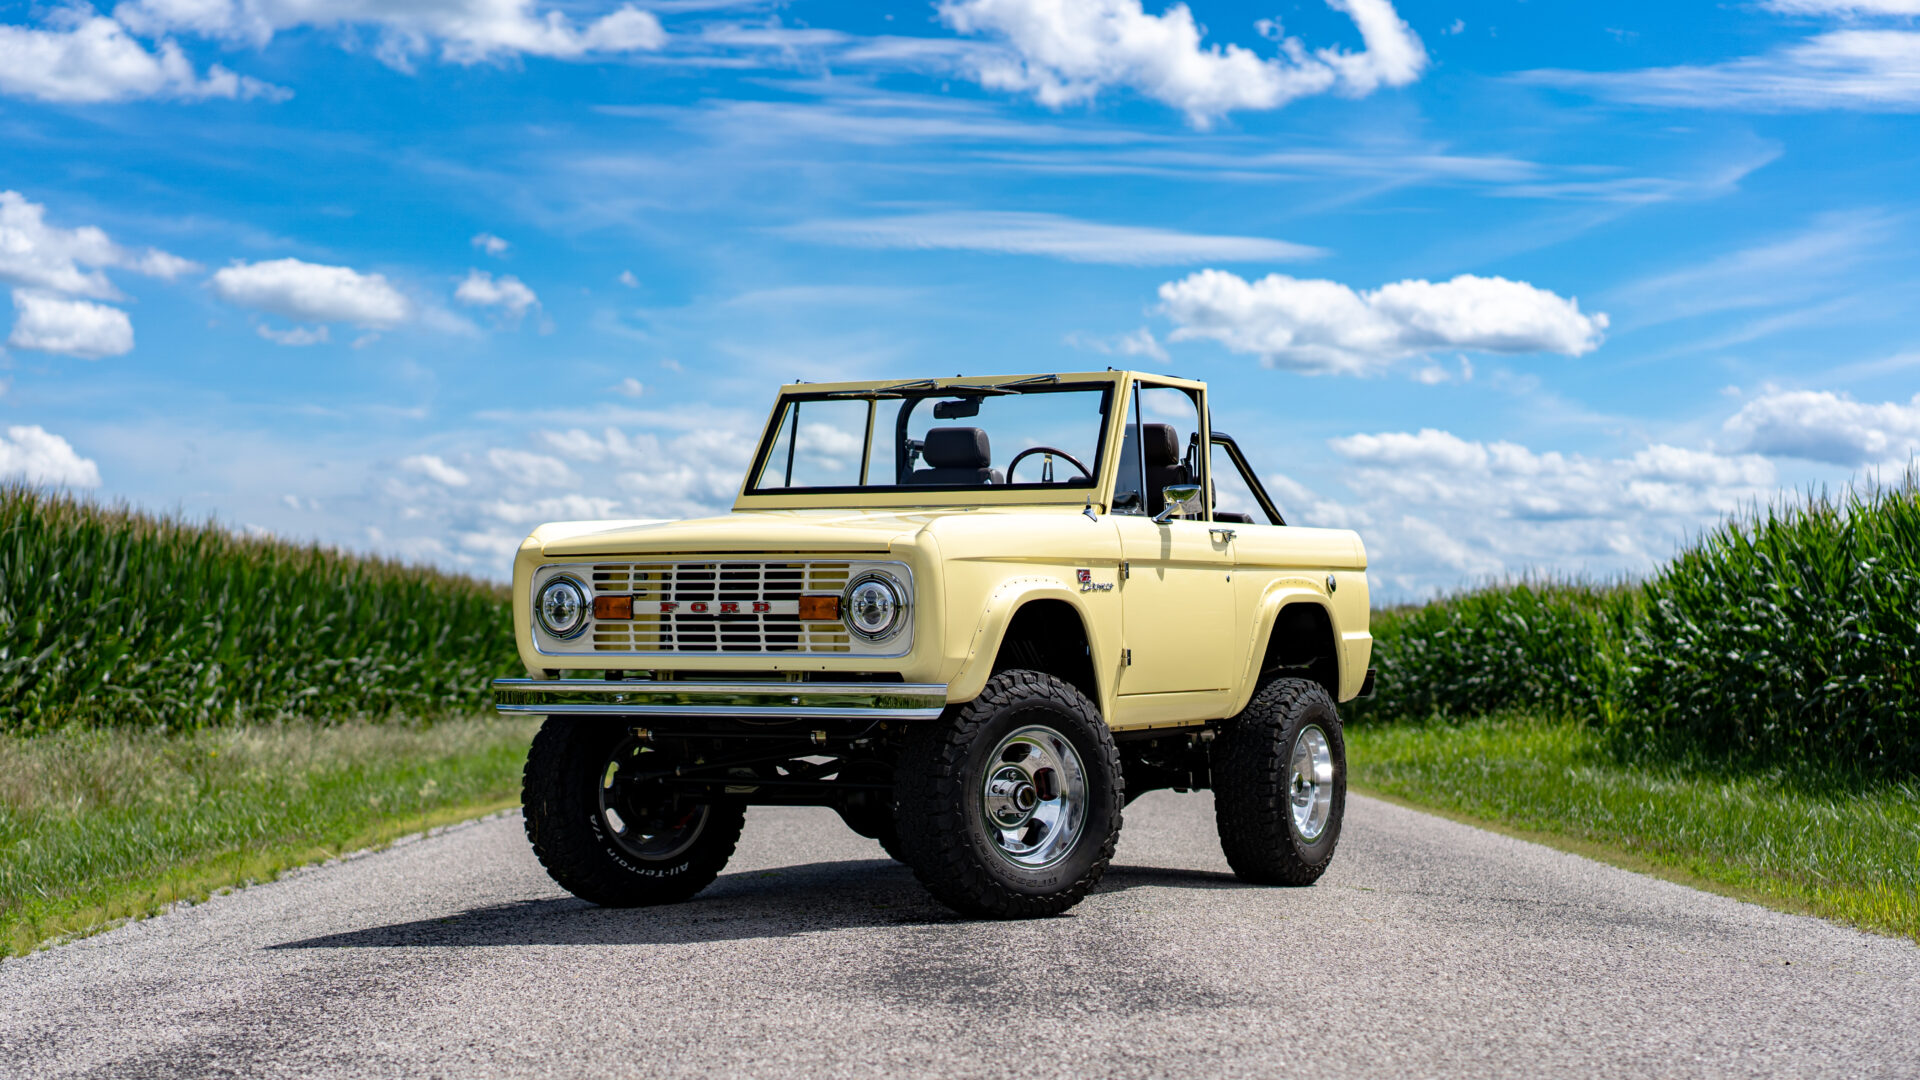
[522,718,745,907]
[894,670,1123,918]
[1212,678,1346,885]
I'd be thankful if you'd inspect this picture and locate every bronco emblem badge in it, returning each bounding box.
[1077,569,1113,593]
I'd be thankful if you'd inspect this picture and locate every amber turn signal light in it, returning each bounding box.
[797,595,841,621]
[593,594,634,620]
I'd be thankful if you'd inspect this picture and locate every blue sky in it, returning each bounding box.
[2,0,1918,598]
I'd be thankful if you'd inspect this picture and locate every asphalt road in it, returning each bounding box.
[3,792,1917,1080]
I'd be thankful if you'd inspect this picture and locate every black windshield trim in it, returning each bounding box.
[745,381,1114,496]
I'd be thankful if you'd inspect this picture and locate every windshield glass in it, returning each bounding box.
[748,381,1114,494]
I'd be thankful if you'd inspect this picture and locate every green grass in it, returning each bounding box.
[0,485,518,733]
[1348,715,1920,944]
[0,716,537,958]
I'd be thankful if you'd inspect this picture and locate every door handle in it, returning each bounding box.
[1210,527,1236,543]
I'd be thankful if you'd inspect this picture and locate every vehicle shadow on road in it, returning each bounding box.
[269,859,1251,950]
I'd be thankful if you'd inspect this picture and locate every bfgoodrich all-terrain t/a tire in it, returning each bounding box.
[894,670,1123,918]
[1212,677,1347,886]
[522,717,744,907]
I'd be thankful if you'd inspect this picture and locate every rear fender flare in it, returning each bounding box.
[1228,585,1343,716]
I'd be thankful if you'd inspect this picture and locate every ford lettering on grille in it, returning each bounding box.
[585,560,854,654]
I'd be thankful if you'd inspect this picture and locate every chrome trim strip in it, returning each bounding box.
[491,678,949,719]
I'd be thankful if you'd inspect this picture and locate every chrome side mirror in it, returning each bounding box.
[1154,483,1202,523]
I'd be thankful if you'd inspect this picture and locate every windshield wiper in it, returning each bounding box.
[944,373,1061,396]
[825,374,1060,400]
[824,378,939,400]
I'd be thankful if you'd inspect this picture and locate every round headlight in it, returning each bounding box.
[537,577,589,639]
[845,574,905,641]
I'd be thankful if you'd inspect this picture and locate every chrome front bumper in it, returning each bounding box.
[491,679,950,721]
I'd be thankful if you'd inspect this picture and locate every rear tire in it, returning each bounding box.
[522,717,744,907]
[1212,677,1346,886]
[894,670,1123,918]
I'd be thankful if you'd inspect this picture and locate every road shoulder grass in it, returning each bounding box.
[1346,717,1920,945]
[0,717,537,959]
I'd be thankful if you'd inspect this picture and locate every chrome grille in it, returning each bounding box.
[587,560,853,654]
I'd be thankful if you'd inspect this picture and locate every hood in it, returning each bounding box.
[530,509,954,557]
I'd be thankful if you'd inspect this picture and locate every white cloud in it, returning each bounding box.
[8,290,134,358]
[1618,212,1884,324]
[455,269,539,319]
[114,0,666,66]
[486,448,575,487]
[782,211,1322,265]
[1523,29,1920,111]
[471,232,510,256]
[1325,428,1776,514]
[256,324,329,346]
[616,428,756,516]
[0,190,198,299]
[0,12,285,103]
[798,421,863,457]
[937,0,1426,125]
[210,258,411,327]
[481,493,625,525]
[1763,0,1920,13]
[612,377,646,398]
[400,453,471,487]
[617,270,640,288]
[1412,358,1475,384]
[352,412,753,575]
[1321,426,1779,594]
[533,420,756,517]
[535,426,645,464]
[0,425,101,488]
[1066,326,1169,362]
[1724,389,1920,465]
[1158,269,1607,375]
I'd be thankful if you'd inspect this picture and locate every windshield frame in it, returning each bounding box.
[734,372,1137,510]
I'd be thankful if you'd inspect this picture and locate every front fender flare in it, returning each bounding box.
[945,576,1113,719]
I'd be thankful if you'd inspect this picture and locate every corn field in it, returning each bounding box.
[0,486,518,732]
[1355,480,1920,776]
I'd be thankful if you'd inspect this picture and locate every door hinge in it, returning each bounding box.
[1120,560,1130,580]
[1210,527,1237,543]
[1122,648,1133,667]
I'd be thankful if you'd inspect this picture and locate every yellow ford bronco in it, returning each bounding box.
[495,371,1373,918]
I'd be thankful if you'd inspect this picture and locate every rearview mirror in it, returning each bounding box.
[1154,484,1202,523]
[932,398,980,420]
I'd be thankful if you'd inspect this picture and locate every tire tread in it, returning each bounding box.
[522,718,744,907]
[1212,677,1344,886]
[894,670,1122,918]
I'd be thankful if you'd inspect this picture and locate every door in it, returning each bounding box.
[1113,382,1236,703]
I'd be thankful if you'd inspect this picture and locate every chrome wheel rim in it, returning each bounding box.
[1289,724,1335,842]
[980,724,1088,870]
[600,742,709,862]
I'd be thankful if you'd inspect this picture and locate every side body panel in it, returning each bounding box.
[1110,515,1238,728]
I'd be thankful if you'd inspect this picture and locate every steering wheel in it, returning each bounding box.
[1006,446,1092,484]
